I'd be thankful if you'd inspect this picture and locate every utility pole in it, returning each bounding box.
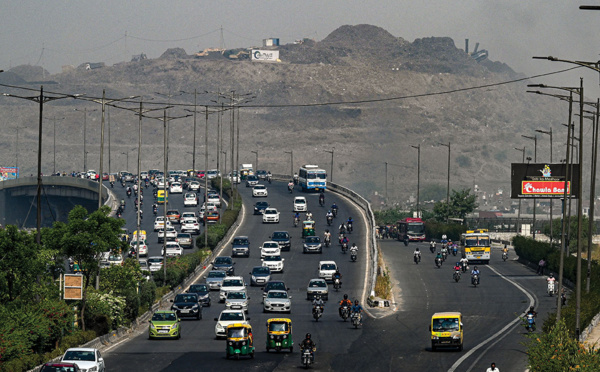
[514,147,526,234]
[411,144,421,217]
[324,148,334,183]
[439,142,451,223]
[522,134,538,238]
[251,150,258,172]
[44,116,65,174]
[75,108,96,171]
[536,127,553,244]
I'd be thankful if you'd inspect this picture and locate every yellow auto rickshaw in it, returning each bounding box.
[302,220,315,238]
[226,323,255,359]
[132,230,147,242]
[266,318,293,352]
[157,190,168,204]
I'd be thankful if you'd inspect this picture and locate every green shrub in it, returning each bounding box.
[425,221,467,241]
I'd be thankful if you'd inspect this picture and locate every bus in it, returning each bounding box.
[397,217,426,242]
[298,165,327,192]
[460,229,491,264]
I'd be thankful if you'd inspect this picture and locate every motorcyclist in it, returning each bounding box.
[347,217,353,232]
[453,262,462,272]
[126,186,132,197]
[459,256,469,272]
[294,212,301,226]
[350,243,358,255]
[299,333,316,361]
[326,210,334,224]
[152,203,158,214]
[319,192,325,206]
[340,235,349,247]
[440,244,448,259]
[293,173,299,185]
[312,295,325,315]
[413,247,421,262]
[435,251,443,266]
[332,269,342,285]
[547,273,556,293]
[306,211,313,221]
[288,180,294,192]
[525,306,537,326]
[339,294,352,317]
[471,266,480,284]
[339,223,347,235]
[331,202,338,216]
[502,245,509,259]
[429,240,436,250]
[324,230,331,245]
[351,300,363,324]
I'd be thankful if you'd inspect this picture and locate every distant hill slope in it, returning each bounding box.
[0,24,563,208]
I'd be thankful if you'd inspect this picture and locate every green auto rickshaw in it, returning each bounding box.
[302,220,315,238]
[266,318,293,352]
[226,323,255,359]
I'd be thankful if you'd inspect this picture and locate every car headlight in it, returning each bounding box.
[170,323,178,329]
[89,367,98,372]
[432,335,439,340]
[270,335,274,339]
[150,323,156,329]
[192,304,199,309]
[265,300,271,306]
[452,335,460,340]
[216,323,224,331]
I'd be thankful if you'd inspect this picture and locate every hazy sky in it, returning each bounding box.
[2,1,600,89]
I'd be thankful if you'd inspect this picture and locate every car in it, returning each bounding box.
[206,169,220,179]
[261,255,285,273]
[188,180,201,191]
[140,171,149,179]
[303,236,322,254]
[214,310,250,339]
[161,241,183,257]
[225,290,250,313]
[227,171,240,184]
[263,290,292,313]
[177,233,193,248]
[187,283,211,307]
[261,280,289,299]
[204,210,220,225]
[170,293,202,320]
[86,170,98,179]
[231,236,250,257]
[198,204,216,220]
[256,170,268,179]
[184,192,198,207]
[246,175,259,187]
[270,231,291,251]
[253,201,269,215]
[153,216,172,231]
[61,348,105,372]
[148,310,181,339]
[147,256,164,272]
[306,278,329,301]
[181,211,196,220]
[293,196,307,212]
[158,226,177,243]
[156,178,167,189]
[219,276,247,302]
[108,253,124,266]
[319,260,338,281]
[138,259,150,280]
[212,256,235,276]
[252,184,268,197]
[166,209,181,224]
[181,217,201,235]
[40,362,81,372]
[262,208,280,223]
[206,193,221,207]
[102,172,109,181]
[205,270,227,290]
[204,201,219,211]
[122,172,134,182]
[249,266,271,286]
[130,239,148,257]
[260,241,281,258]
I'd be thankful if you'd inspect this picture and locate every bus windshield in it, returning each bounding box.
[465,237,489,247]
[408,223,425,234]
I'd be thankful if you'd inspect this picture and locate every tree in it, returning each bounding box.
[46,205,124,331]
[433,188,478,222]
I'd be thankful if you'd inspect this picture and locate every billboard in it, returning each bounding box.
[251,49,279,62]
[511,163,580,199]
[0,167,19,181]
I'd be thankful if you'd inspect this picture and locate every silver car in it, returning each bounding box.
[306,278,329,301]
[263,290,292,313]
[205,270,227,290]
[225,291,249,313]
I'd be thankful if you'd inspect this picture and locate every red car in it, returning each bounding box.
[40,362,81,372]
[102,173,109,181]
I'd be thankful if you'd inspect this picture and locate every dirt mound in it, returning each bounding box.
[159,48,190,60]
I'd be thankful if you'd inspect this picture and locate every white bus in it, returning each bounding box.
[298,165,327,192]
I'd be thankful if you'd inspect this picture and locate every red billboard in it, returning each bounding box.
[521,181,570,196]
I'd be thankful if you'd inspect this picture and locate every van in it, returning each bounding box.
[429,312,463,351]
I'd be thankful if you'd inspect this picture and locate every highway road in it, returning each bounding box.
[103,179,368,371]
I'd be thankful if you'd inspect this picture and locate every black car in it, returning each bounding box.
[249,266,271,286]
[187,283,211,307]
[231,236,250,257]
[256,170,268,179]
[303,236,322,254]
[270,231,291,251]
[170,293,202,319]
[246,175,259,187]
[254,201,270,215]
[212,256,235,275]
[261,280,289,298]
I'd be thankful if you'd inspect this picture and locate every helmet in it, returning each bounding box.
[306,333,311,339]
[474,266,478,270]
[416,247,419,251]
[530,306,534,311]
[456,262,460,266]
[354,300,359,305]
[550,273,554,278]
[315,295,320,300]
[328,210,331,213]
[343,294,348,300]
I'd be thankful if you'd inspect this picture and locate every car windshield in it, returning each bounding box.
[253,267,270,275]
[295,199,305,204]
[254,185,265,189]
[175,294,197,303]
[267,291,288,299]
[189,284,208,293]
[215,257,232,265]
[256,202,268,207]
[269,322,289,332]
[227,292,246,299]
[177,234,191,239]
[152,312,177,322]
[432,318,460,332]
[148,258,163,264]
[63,350,96,361]
[208,271,226,278]
[263,243,278,248]
[265,210,277,214]
[227,327,248,338]
[185,194,195,198]
[233,238,249,245]
[266,282,286,291]
[272,232,288,239]
[306,237,320,243]
[223,279,243,287]
[263,256,281,261]
[248,176,258,181]
[220,312,244,321]
[321,264,336,270]
[310,281,326,288]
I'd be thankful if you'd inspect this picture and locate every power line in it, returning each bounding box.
[127,29,220,43]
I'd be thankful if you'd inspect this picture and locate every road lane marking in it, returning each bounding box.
[448,264,535,372]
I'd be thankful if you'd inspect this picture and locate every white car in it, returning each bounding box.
[108,253,124,266]
[154,216,172,231]
[181,217,200,235]
[170,182,183,194]
[219,276,247,302]
[181,211,196,220]
[156,178,167,189]
[184,192,198,207]
[225,290,249,313]
[260,241,281,258]
[207,193,221,207]
[61,348,105,372]
[228,171,240,184]
[263,290,292,313]
[204,201,219,211]
[130,239,148,257]
[261,255,285,273]
[147,256,164,272]
[161,241,183,257]
[206,169,220,179]
[319,260,338,281]
[214,310,249,339]
[189,180,201,191]
[252,184,268,197]
[293,196,307,212]
[262,208,280,223]
[158,226,177,242]
[86,170,98,179]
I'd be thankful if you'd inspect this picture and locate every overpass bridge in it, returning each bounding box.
[0,176,109,228]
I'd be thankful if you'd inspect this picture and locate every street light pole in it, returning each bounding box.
[45,116,65,174]
[75,108,96,171]
[522,135,538,238]
[536,128,553,244]
[251,150,258,172]
[285,151,294,178]
[324,148,334,183]
[438,142,451,223]
[514,147,526,234]
[411,144,421,217]
[121,151,129,171]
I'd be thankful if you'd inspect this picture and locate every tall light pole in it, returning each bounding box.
[75,108,96,171]
[285,151,294,177]
[411,144,421,217]
[324,148,334,183]
[121,151,129,171]
[536,127,553,245]
[438,142,451,223]
[522,135,537,239]
[384,162,388,201]
[514,147,526,234]
[251,150,258,171]
[44,116,65,174]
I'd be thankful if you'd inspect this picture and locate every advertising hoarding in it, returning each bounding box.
[251,49,279,62]
[0,167,19,181]
[511,163,580,199]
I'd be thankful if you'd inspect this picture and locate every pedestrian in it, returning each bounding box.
[537,258,546,275]
[486,362,499,372]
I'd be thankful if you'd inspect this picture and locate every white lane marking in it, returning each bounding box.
[447,264,535,372]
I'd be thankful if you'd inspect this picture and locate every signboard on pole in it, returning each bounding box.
[64,274,83,300]
[0,167,19,181]
[511,163,580,199]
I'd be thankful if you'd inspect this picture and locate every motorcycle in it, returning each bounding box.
[319,195,325,207]
[332,207,338,218]
[312,306,323,322]
[435,257,442,268]
[341,242,348,253]
[267,175,272,184]
[301,347,314,369]
[461,261,469,273]
[441,250,447,261]
[110,181,114,188]
[153,206,158,215]
[453,270,461,282]
[502,251,508,261]
[293,175,299,185]
[525,313,536,332]
[333,278,341,291]
[145,180,149,188]
[472,274,480,287]
[327,215,333,226]
[403,237,409,247]
[350,250,357,262]
[351,313,361,329]
[561,291,567,306]
[126,189,132,198]
[294,217,300,227]
[548,280,556,297]
[347,221,353,233]
[324,236,331,247]
[414,253,421,264]
[288,184,294,193]
[429,242,436,253]
[340,306,350,322]
[452,246,458,256]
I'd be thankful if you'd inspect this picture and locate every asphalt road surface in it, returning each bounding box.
[104,179,368,371]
